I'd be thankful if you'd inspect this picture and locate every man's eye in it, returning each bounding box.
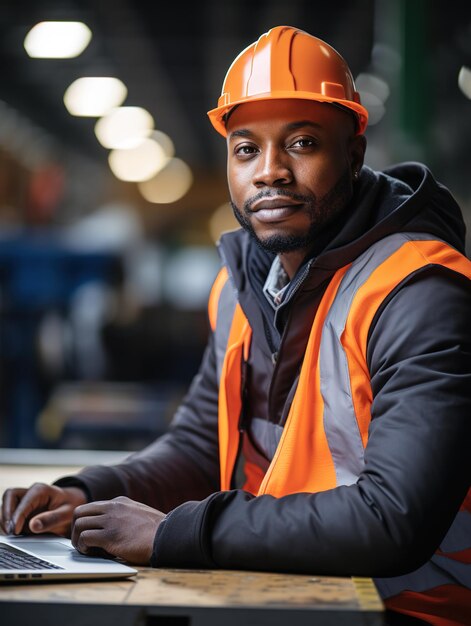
[291,137,317,148]
[235,146,255,156]
[234,144,257,157]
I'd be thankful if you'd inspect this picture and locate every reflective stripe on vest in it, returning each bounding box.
[208,233,471,624]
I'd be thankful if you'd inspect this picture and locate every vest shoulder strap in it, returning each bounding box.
[208,266,229,331]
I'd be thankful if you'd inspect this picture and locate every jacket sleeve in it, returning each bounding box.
[56,332,221,513]
[152,267,471,576]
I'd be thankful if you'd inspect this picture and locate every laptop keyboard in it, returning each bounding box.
[0,544,63,570]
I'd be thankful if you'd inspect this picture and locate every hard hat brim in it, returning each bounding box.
[207,91,368,137]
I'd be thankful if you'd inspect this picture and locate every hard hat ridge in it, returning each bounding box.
[207,25,368,136]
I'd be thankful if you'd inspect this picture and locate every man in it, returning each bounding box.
[1,26,470,626]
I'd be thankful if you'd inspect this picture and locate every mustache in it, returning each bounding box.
[243,189,315,213]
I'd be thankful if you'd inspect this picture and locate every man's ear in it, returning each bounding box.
[349,133,367,175]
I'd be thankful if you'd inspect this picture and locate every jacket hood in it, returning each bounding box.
[218,161,467,288]
[316,160,467,270]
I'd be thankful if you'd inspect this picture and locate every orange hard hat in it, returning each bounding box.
[207,25,368,136]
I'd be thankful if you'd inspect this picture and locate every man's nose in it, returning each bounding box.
[252,147,293,187]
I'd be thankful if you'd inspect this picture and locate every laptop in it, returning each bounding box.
[0,534,137,582]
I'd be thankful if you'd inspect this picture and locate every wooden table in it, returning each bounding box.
[0,449,385,625]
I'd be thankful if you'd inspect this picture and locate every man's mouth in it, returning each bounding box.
[249,197,302,223]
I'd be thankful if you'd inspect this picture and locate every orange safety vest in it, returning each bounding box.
[208,234,471,626]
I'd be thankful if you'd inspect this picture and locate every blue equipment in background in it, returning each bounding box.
[0,230,120,448]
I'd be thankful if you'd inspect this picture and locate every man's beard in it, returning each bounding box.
[231,169,352,255]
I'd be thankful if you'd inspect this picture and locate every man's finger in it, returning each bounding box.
[0,504,8,533]
[1,489,27,532]
[29,503,74,534]
[10,483,50,534]
[74,528,107,554]
[71,513,106,546]
[73,501,109,521]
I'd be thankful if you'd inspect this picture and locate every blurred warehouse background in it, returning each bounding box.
[0,0,470,449]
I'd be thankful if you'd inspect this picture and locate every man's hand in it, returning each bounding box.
[71,496,165,565]
[1,484,88,536]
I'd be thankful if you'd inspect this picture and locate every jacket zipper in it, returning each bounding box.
[274,259,314,324]
[268,259,314,417]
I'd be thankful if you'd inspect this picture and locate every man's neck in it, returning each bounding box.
[278,249,311,280]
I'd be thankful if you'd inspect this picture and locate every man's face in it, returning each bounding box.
[226,99,365,256]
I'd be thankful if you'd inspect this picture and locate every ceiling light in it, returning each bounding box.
[95,107,154,149]
[138,158,193,204]
[151,130,175,158]
[458,66,471,99]
[64,77,127,117]
[108,139,168,182]
[357,91,386,126]
[355,73,390,103]
[209,202,239,243]
[24,21,92,59]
